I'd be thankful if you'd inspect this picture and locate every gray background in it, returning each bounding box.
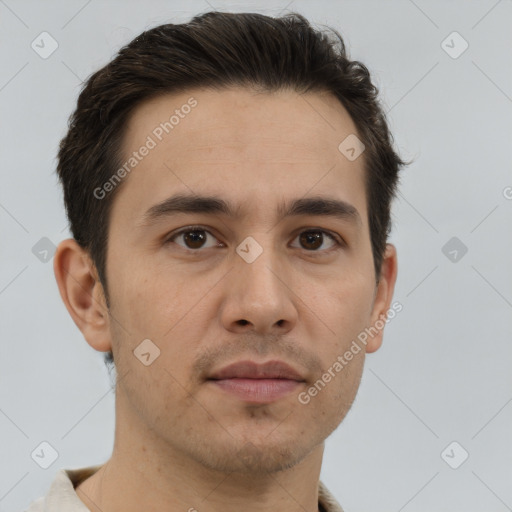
[1,1,511,511]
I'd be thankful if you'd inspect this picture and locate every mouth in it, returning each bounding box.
[207,360,306,404]
[208,378,303,403]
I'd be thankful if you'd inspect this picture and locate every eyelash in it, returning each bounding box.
[164,225,344,254]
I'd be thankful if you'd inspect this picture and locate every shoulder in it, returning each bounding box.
[22,464,103,512]
[24,496,44,511]
[318,480,345,512]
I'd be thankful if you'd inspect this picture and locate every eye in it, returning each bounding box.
[165,226,343,253]
[291,229,342,252]
[166,226,222,250]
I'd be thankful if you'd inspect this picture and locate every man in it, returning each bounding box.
[26,10,407,512]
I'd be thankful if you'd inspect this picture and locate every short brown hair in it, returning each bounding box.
[57,11,410,368]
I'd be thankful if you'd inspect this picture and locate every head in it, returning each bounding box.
[54,11,408,475]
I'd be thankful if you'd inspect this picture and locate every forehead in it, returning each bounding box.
[123,86,360,156]
[112,86,367,227]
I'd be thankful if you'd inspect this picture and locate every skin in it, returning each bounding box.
[54,86,397,512]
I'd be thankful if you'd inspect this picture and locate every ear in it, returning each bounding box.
[53,238,112,353]
[365,243,398,354]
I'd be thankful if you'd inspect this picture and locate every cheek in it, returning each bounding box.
[140,286,191,346]
[108,267,201,408]
[109,260,215,378]
[309,270,375,340]
[107,255,187,352]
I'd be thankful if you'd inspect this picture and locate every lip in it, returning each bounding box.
[207,360,306,404]
[209,378,302,403]
[208,360,305,381]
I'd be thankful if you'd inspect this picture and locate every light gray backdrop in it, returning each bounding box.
[1,1,511,511]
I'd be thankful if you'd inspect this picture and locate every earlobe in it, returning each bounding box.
[365,243,398,354]
[53,238,112,353]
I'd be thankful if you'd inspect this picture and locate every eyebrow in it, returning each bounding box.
[139,193,362,228]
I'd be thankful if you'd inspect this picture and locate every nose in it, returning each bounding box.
[220,243,298,336]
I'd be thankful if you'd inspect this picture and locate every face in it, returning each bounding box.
[102,86,391,475]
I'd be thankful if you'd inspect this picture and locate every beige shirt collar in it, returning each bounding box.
[26,465,344,512]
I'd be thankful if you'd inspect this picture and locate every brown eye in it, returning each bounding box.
[300,231,322,250]
[293,230,339,252]
[168,227,220,250]
[182,230,207,249]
